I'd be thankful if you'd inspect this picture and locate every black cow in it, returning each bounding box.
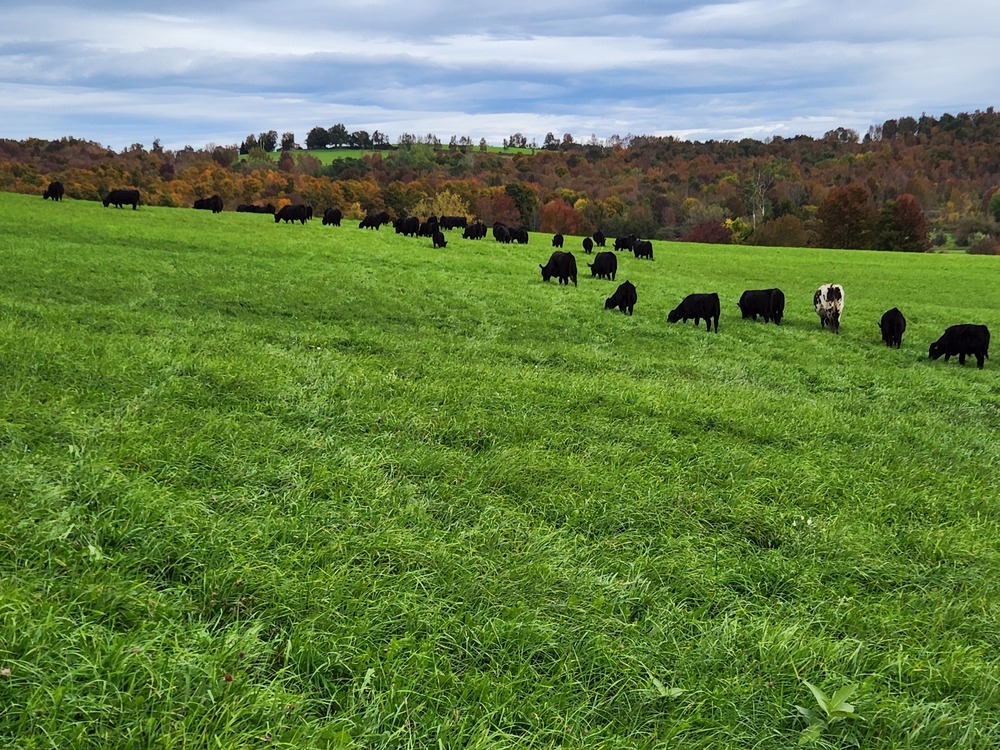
[540,251,578,287]
[418,218,439,237]
[322,207,343,226]
[632,239,653,260]
[193,195,223,213]
[493,223,511,243]
[737,288,785,324]
[103,189,140,210]
[510,227,529,244]
[275,204,309,224]
[359,211,390,229]
[668,293,720,332]
[582,237,594,254]
[552,233,564,248]
[614,234,636,252]
[464,222,487,239]
[879,307,906,348]
[432,229,448,248]
[928,324,990,369]
[43,181,65,201]
[395,216,419,236]
[439,215,468,230]
[605,281,637,315]
[593,230,606,247]
[588,251,617,280]
[236,203,275,214]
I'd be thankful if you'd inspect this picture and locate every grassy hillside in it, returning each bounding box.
[1,192,998,748]
[240,145,532,164]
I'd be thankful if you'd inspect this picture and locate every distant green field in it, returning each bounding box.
[1,192,998,748]
[241,145,530,164]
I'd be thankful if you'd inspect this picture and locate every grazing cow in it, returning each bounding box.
[583,237,594,254]
[193,195,223,213]
[510,227,529,244]
[439,215,468,230]
[929,324,990,369]
[593,230,606,247]
[464,222,487,240]
[605,281,637,315]
[737,288,785,324]
[540,251,578,287]
[552,233,564,248]
[43,181,65,201]
[588,251,617,281]
[632,239,653,260]
[322,207,343,226]
[395,216,419,236]
[237,203,275,214]
[275,204,309,224]
[493,223,511,243]
[879,307,906,348]
[813,283,845,333]
[103,189,140,210]
[418,218,439,237]
[432,229,448,248]
[614,234,636,252]
[668,293,721,332]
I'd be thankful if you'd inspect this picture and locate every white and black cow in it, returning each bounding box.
[813,283,845,334]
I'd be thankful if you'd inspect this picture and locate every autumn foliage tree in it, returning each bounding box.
[538,199,582,234]
[816,184,876,249]
[875,193,931,252]
[682,222,732,244]
[751,215,810,247]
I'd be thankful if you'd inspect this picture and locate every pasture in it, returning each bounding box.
[240,145,534,165]
[1,191,998,748]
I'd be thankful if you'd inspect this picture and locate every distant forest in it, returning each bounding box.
[3,108,999,253]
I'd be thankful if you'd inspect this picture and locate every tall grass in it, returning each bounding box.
[1,192,998,748]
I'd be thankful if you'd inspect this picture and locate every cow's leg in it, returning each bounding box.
[976,353,985,369]
[959,353,967,365]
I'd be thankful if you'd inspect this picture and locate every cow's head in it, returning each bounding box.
[928,341,944,360]
[667,307,683,323]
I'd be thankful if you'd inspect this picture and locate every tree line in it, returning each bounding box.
[3,107,999,254]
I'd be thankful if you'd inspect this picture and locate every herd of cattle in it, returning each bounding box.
[43,180,992,370]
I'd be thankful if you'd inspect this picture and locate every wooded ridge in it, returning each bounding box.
[3,108,999,252]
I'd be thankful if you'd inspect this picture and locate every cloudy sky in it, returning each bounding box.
[2,1,998,151]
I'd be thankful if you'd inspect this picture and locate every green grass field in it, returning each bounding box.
[240,145,530,165]
[1,191,998,748]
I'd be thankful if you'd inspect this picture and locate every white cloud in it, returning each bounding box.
[1,1,997,150]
